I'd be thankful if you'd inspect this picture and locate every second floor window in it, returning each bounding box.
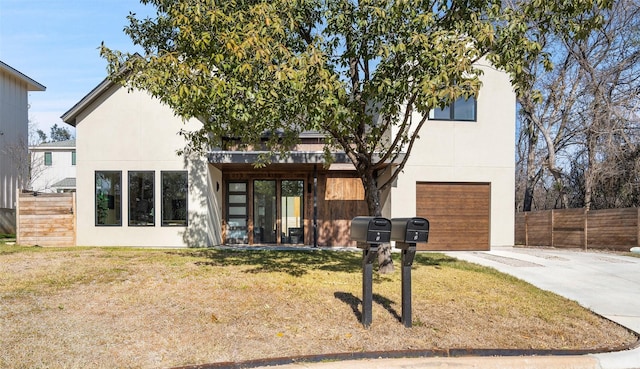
[429,96,477,121]
[72,151,76,165]
[44,152,52,166]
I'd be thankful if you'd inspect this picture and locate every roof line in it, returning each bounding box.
[60,77,114,127]
[0,60,46,91]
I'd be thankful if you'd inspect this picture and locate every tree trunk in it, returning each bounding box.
[360,166,394,274]
[523,119,540,212]
[584,128,597,211]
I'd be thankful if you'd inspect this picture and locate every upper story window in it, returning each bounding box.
[44,152,52,166]
[429,96,477,121]
[72,151,76,165]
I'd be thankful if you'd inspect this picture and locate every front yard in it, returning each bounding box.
[0,246,636,368]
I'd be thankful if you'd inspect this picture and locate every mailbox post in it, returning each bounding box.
[350,216,391,328]
[391,217,429,327]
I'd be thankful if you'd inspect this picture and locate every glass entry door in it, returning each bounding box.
[281,180,304,244]
[254,180,277,243]
[226,182,248,244]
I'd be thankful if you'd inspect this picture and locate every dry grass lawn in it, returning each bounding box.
[0,246,636,369]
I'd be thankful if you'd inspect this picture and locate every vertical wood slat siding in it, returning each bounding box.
[17,193,76,247]
[318,173,367,246]
[515,208,639,251]
[416,182,490,251]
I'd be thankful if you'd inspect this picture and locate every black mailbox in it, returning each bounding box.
[350,216,392,248]
[391,217,429,249]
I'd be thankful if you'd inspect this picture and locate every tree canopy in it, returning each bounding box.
[102,0,610,271]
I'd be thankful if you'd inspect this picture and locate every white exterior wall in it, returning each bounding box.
[389,63,516,247]
[74,84,221,247]
[0,69,29,210]
[30,148,76,192]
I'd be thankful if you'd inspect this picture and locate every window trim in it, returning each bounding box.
[428,96,477,122]
[95,171,122,227]
[161,170,188,227]
[128,171,155,227]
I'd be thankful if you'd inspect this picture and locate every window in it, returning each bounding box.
[429,96,477,121]
[44,152,52,166]
[128,171,154,226]
[162,171,188,226]
[72,151,76,165]
[95,171,122,226]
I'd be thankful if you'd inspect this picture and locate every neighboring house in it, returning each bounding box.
[29,139,77,193]
[0,60,46,233]
[62,63,514,249]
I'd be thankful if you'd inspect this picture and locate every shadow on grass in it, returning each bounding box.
[334,292,401,324]
[185,248,363,277]
[179,248,462,277]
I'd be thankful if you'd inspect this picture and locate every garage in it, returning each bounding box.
[416,182,490,251]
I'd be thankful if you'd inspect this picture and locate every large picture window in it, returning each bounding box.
[429,96,477,121]
[95,171,122,226]
[128,171,154,226]
[162,171,188,226]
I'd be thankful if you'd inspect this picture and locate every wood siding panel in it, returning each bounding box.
[552,208,585,248]
[525,210,552,246]
[515,208,639,251]
[17,193,76,247]
[416,182,490,251]
[587,208,638,251]
[325,177,365,200]
[318,173,367,246]
[515,212,526,245]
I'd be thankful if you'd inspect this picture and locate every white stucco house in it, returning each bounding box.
[61,63,514,249]
[0,60,46,233]
[29,139,77,193]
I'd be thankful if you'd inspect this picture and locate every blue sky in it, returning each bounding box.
[0,0,153,137]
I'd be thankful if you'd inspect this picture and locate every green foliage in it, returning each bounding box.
[101,0,610,213]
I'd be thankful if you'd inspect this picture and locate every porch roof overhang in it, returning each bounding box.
[207,150,404,171]
[208,151,352,169]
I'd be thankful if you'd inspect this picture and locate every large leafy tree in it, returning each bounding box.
[102,0,608,272]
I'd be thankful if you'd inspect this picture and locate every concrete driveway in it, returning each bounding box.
[445,246,640,369]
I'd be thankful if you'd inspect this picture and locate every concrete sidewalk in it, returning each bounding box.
[245,246,640,369]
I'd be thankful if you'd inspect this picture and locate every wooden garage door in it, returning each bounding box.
[416,182,490,251]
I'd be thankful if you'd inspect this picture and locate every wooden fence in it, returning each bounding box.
[17,192,76,247]
[515,208,640,251]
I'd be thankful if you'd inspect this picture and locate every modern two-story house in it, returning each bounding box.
[0,61,46,233]
[62,62,514,249]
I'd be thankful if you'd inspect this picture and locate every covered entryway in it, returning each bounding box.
[210,150,368,247]
[225,178,305,245]
[416,182,490,251]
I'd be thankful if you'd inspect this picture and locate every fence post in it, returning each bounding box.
[16,189,20,245]
[524,212,529,246]
[584,208,588,251]
[72,192,77,246]
[637,208,640,248]
[550,210,555,247]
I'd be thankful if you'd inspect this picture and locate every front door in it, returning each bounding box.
[226,182,249,244]
[253,180,277,243]
[225,179,306,245]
